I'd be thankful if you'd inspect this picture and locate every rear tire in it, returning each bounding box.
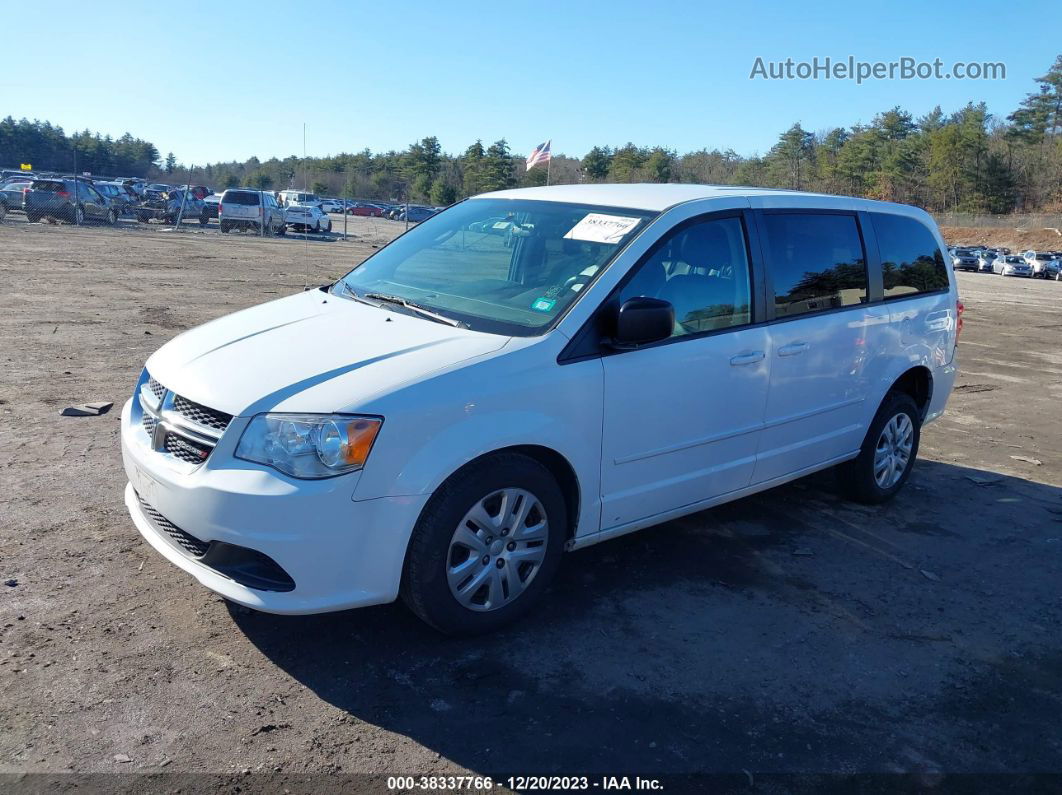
[220,222,230,233]
[837,391,921,505]
[401,453,567,635]
[0,202,7,222]
[74,205,85,225]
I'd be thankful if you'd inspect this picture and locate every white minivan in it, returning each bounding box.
[121,184,960,634]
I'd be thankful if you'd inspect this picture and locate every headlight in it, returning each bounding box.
[235,414,382,479]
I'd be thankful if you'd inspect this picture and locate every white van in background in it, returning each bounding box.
[122,184,960,634]
[278,190,319,207]
[218,189,286,235]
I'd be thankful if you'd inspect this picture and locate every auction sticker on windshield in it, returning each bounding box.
[563,213,642,244]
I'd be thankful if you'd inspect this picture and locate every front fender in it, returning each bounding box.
[352,352,604,540]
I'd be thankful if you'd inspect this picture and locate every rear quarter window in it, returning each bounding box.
[31,181,66,192]
[872,213,949,298]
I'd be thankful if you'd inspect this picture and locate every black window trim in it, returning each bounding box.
[752,207,876,325]
[558,208,765,363]
[867,210,952,304]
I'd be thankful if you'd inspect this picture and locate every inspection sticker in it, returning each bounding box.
[531,297,557,312]
[563,213,642,244]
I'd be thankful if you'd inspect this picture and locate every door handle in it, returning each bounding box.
[778,342,809,357]
[730,351,765,366]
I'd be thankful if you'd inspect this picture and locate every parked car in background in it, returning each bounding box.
[994,255,1032,277]
[346,201,386,217]
[24,177,119,225]
[93,181,138,214]
[201,194,221,222]
[1023,251,1060,278]
[181,185,211,200]
[278,190,319,207]
[952,249,978,271]
[975,250,996,272]
[137,188,206,226]
[398,205,439,223]
[120,184,959,634]
[319,199,343,213]
[284,202,332,233]
[219,188,286,234]
[0,177,34,216]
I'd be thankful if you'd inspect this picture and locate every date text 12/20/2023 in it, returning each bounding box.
[386,775,664,791]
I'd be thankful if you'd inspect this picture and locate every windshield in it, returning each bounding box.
[334,198,655,335]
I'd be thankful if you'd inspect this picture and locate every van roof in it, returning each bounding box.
[475,183,931,218]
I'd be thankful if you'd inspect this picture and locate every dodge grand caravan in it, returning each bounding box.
[121,184,960,634]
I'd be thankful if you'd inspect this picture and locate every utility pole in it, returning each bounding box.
[174,164,192,230]
[73,144,79,226]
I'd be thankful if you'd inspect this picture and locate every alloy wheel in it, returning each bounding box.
[874,413,914,489]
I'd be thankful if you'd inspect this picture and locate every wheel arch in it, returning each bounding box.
[414,444,582,543]
[887,365,933,421]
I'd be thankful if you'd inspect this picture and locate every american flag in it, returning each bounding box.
[526,140,552,171]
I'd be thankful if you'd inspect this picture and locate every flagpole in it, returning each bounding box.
[546,155,551,187]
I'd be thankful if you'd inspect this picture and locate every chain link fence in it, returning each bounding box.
[933,212,1062,229]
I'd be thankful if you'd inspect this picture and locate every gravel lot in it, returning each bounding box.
[1,214,1060,785]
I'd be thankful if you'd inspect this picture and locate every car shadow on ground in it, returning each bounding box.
[230,460,1062,777]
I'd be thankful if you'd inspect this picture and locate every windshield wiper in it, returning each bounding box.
[335,280,379,306]
[363,292,464,328]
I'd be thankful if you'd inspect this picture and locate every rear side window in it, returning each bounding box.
[224,191,260,205]
[761,213,867,318]
[872,213,949,298]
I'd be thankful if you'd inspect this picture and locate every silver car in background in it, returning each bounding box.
[994,255,1032,277]
[976,250,997,272]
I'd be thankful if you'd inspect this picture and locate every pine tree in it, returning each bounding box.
[582,146,612,180]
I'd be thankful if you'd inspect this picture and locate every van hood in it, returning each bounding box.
[145,288,509,416]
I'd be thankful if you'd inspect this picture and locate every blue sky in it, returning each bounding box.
[5,0,1060,165]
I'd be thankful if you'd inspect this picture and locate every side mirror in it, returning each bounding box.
[610,296,674,349]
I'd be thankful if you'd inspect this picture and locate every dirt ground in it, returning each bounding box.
[1,213,1061,788]
[940,224,1062,252]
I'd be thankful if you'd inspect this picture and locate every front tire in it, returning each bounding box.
[401,453,567,635]
[106,209,118,226]
[837,391,921,504]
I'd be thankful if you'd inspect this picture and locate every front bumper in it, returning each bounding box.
[120,398,429,614]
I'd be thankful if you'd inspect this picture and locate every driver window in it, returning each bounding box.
[619,216,752,337]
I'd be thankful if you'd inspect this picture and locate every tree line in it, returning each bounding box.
[3,55,1060,213]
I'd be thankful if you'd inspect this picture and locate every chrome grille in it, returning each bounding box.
[164,432,212,464]
[136,491,209,557]
[147,377,166,402]
[136,371,229,467]
[172,395,232,433]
